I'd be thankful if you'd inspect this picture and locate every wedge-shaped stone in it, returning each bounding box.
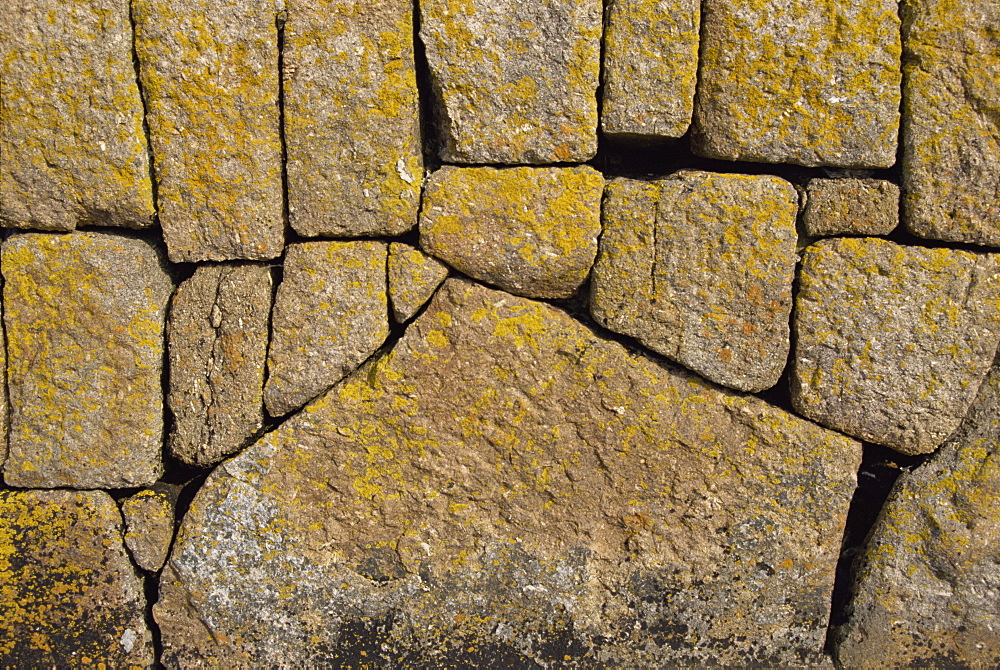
[168,264,272,467]
[264,241,388,417]
[693,0,901,168]
[284,0,423,237]
[0,0,154,231]
[156,278,860,667]
[2,232,173,488]
[122,485,179,572]
[802,178,899,237]
[420,0,602,163]
[792,238,1000,455]
[592,172,798,392]
[134,0,284,261]
[420,166,603,299]
[388,242,449,323]
[834,356,1000,666]
[601,0,700,139]
[0,490,153,666]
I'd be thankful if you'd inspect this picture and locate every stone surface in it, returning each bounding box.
[420,0,602,163]
[0,300,6,475]
[592,171,799,393]
[122,485,179,572]
[388,243,450,323]
[901,0,1000,246]
[284,0,423,237]
[264,241,388,417]
[156,278,860,667]
[601,0,700,139]
[792,237,1000,455]
[420,166,603,299]
[802,178,899,237]
[0,0,154,231]
[134,0,284,262]
[693,0,901,168]
[834,355,1000,666]
[2,232,173,488]
[168,263,272,467]
[0,490,154,666]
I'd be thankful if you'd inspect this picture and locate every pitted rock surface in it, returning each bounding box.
[122,484,180,572]
[156,278,860,668]
[802,178,899,237]
[388,242,450,323]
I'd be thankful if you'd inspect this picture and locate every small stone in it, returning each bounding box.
[168,263,272,467]
[264,241,388,417]
[122,485,179,572]
[2,232,173,488]
[693,0,901,168]
[601,0,700,139]
[420,0,602,163]
[791,237,1000,455]
[134,0,284,262]
[592,171,799,392]
[0,490,154,666]
[420,166,603,299]
[388,243,449,323]
[0,0,154,231]
[802,178,899,237]
[284,0,423,237]
[0,300,7,475]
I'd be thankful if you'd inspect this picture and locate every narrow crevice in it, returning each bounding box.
[275,9,291,239]
[143,571,164,669]
[412,0,441,171]
[128,0,160,225]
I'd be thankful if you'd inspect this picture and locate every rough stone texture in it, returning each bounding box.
[2,232,173,488]
[802,178,899,237]
[168,263,272,467]
[592,171,799,393]
[901,0,1000,246]
[122,485,179,572]
[792,237,1000,455]
[133,0,284,262]
[0,301,6,475]
[420,0,602,164]
[420,166,603,299]
[834,356,1000,666]
[284,0,423,238]
[601,0,700,139]
[264,241,388,417]
[156,278,860,668]
[0,490,154,666]
[388,242,450,323]
[693,0,901,168]
[0,0,155,231]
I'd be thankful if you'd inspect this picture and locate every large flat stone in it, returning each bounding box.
[420,0,602,163]
[0,0,154,231]
[157,278,860,667]
[592,171,799,392]
[284,0,423,237]
[134,0,284,261]
[693,0,901,167]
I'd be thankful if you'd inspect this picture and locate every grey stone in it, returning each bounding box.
[388,242,449,323]
[802,178,899,237]
[122,485,180,572]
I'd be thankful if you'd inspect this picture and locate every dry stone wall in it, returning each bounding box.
[0,0,998,666]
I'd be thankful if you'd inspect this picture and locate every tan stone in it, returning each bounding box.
[802,178,899,237]
[122,485,180,572]
[388,243,449,323]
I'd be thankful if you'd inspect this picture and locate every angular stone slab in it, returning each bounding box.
[792,238,1000,455]
[592,171,798,392]
[156,278,860,667]
[122,485,179,572]
[802,178,899,237]
[0,0,154,231]
[693,0,901,168]
[0,301,6,475]
[901,0,1000,246]
[264,241,388,417]
[420,166,603,299]
[601,0,700,139]
[388,242,449,323]
[420,0,602,163]
[2,232,173,488]
[834,357,1000,666]
[168,263,272,467]
[0,490,153,666]
[134,0,284,262]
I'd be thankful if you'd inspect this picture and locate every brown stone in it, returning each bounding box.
[802,178,899,237]
[122,485,179,572]
[388,242,449,323]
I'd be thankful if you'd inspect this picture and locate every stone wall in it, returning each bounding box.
[1,0,998,666]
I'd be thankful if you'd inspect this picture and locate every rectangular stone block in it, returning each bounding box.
[802,178,899,237]
[420,0,602,164]
[284,0,423,237]
[693,0,901,168]
[134,0,284,262]
[0,0,155,231]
